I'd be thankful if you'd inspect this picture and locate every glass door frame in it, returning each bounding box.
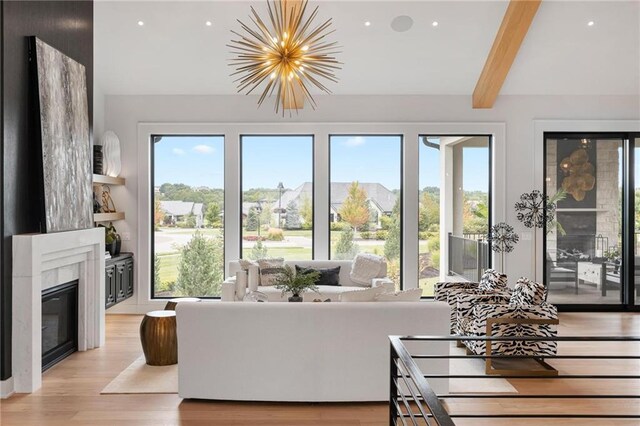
[543,132,639,312]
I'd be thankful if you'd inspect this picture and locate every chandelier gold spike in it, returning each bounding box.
[228,0,342,116]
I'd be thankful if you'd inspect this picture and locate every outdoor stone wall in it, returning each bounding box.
[546,139,620,259]
[596,141,621,253]
[546,140,558,258]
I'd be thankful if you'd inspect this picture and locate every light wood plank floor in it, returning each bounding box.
[1,312,638,425]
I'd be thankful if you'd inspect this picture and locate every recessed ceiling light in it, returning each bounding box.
[137,20,144,26]
[364,21,371,27]
[206,21,213,27]
[432,21,439,27]
[587,20,595,26]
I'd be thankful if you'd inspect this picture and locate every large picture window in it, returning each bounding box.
[329,135,402,289]
[241,135,314,260]
[419,135,491,295]
[152,135,225,298]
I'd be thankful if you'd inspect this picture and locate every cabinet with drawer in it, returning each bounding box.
[106,252,134,308]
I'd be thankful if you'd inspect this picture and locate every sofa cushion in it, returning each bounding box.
[257,285,365,302]
[375,288,422,302]
[350,253,387,286]
[296,265,341,286]
[478,269,508,291]
[257,258,285,286]
[510,277,546,305]
[339,286,385,302]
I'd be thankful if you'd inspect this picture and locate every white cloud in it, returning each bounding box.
[344,136,366,147]
[193,145,215,154]
[172,148,185,156]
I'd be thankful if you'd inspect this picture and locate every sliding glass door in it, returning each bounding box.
[544,133,638,309]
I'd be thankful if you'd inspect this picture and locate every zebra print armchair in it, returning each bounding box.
[434,269,509,334]
[456,278,559,373]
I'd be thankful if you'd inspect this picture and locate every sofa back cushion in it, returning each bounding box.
[349,253,387,286]
[478,269,508,291]
[510,277,546,305]
[230,260,365,287]
[295,265,341,286]
[339,286,385,302]
[257,258,285,286]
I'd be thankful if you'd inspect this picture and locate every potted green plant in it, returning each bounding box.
[274,265,320,302]
[103,223,121,257]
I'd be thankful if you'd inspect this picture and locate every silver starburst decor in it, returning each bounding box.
[488,222,520,253]
[488,222,519,271]
[514,190,556,229]
[514,189,556,283]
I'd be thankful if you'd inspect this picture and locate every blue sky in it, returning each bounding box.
[154,136,225,188]
[154,135,489,192]
[419,138,490,192]
[330,136,401,190]
[242,136,313,189]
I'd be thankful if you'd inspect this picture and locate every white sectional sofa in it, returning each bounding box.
[176,301,450,401]
[222,259,395,302]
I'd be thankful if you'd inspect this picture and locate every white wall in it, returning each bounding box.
[103,93,639,312]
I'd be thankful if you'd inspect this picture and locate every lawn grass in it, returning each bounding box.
[157,253,180,285]
[242,246,312,260]
[419,277,438,297]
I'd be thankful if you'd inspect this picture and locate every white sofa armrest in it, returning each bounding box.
[371,278,395,293]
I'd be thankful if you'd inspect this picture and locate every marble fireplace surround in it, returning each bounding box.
[11,228,105,394]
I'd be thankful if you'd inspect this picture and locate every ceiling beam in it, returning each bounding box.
[472,0,541,109]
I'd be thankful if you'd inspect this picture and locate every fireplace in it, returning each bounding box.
[42,281,78,371]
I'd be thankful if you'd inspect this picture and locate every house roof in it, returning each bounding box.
[160,200,203,216]
[279,182,397,213]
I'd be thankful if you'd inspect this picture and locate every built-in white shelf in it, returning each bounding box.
[94,212,125,222]
[93,174,125,186]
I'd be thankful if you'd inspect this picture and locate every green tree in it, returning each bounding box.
[174,231,223,296]
[339,181,370,230]
[154,199,165,230]
[419,192,439,232]
[300,194,313,229]
[285,201,301,229]
[185,212,197,228]
[260,202,273,228]
[384,213,401,261]
[246,207,259,231]
[248,240,269,260]
[205,203,221,228]
[334,228,360,260]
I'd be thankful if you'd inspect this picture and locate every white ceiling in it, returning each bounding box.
[94,0,640,96]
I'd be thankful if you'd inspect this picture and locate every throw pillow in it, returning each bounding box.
[257,258,285,286]
[295,265,341,286]
[510,277,546,305]
[350,253,387,286]
[374,288,422,302]
[339,286,385,302]
[478,269,508,291]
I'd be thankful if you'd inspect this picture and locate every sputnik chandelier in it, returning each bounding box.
[228,0,341,115]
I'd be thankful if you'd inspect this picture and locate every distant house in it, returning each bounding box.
[278,182,397,229]
[160,201,204,228]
